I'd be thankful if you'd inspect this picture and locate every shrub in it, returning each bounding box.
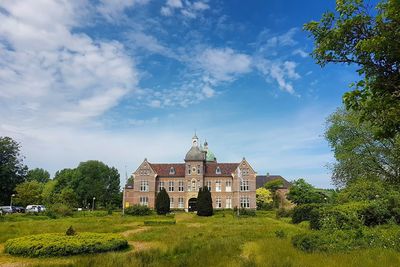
[197,186,213,216]
[360,200,391,226]
[125,205,151,216]
[276,208,293,219]
[155,188,170,215]
[275,229,286,239]
[66,226,76,236]
[46,203,73,218]
[292,203,321,224]
[4,233,128,257]
[238,208,256,217]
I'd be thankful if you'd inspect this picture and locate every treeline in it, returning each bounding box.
[0,136,121,209]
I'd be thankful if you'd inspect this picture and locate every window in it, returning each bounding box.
[178,197,184,208]
[159,181,164,191]
[216,197,222,208]
[226,196,232,208]
[187,181,191,191]
[191,179,197,191]
[168,181,174,192]
[139,196,149,206]
[188,165,191,175]
[225,180,232,192]
[206,181,212,191]
[242,168,249,176]
[197,165,201,174]
[178,180,184,192]
[216,166,221,175]
[170,197,174,208]
[215,180,221,192]
[169,167,175,175]
[140,180,149,192]
[240,196,250,208]
[240,180,249,191]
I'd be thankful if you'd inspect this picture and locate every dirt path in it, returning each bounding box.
[121,226,149,237]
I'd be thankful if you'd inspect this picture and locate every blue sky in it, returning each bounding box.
[0,0,360,188]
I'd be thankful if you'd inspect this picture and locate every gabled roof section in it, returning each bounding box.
[205,163,239,176]
[149,163,185,177]
[256,175,291,189]
[185,146,205,161]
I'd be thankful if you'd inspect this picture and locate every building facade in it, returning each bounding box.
[124,135,257,211]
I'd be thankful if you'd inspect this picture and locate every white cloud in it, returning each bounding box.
[160,0,208,18]
[292,48,309,58]
[202,85,215,98]
[0,0,138,126]
[198,47,251,83]
[97,0,150,22]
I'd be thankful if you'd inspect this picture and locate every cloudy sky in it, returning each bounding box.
[0,0,359,188]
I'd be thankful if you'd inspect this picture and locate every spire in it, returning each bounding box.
[204,140,208,150]
[192,132,199,147]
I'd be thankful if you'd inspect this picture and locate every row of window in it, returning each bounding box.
[139,196,250,208]
[139,167,251,176]
[140,180,250,192]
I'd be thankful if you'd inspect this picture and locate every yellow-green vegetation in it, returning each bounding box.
[0,211,400,266]
[5,232,128,257]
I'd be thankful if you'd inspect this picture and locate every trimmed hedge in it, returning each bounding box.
[4,233,128,257]
[125,205,152,216]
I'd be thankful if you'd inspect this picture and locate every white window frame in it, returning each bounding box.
[225,180,232,192]
[215,180,221,192]
[216,166,221,175]
[206,181,212,191]
[169,167,175,175]
[216,197,222,208]
[178,197,184,208]
[159,181,164,191]
[240,196,250,208]
[226,196,232,208]
[139,196,149,206]
[191,179,196,192]
[170,197,174,208]
[168,181,174,192]
[140,180,149,192]
[178,180,184,192]
[240,180,249,191]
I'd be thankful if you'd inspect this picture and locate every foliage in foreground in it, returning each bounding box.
[4,232,128,257]
[125,204,152,216]
[155,188,170,215]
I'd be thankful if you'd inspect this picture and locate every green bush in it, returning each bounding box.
[275,229,286,239]
[197,186,213,216]
[155,188,170,215]
[45,204,73,218]
[292,203,321,224]
[238,208,256,217]
[125,205,152,216]
[4,233,128,257]
[66,226,76,236]
[144,220,176,225]
[276,208,293,219]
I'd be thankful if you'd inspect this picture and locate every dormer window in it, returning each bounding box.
[216,166,221,175]
[169,167,175,175]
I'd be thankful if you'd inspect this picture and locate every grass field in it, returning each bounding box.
[0,211,400,267]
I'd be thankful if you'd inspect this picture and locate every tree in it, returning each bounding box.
[197,186,213,216]
[256,188,273,210]
[27,168,50,183]
[0,136,27,205]
[337,178,387,203]
[155,188,170,215]
[53,168,76,193]
[287,179,325,205]
[14,180,44,207]
[326,108,400,187]
[305,0,400,139]
[59,187,78,208]
[264,179,284,208]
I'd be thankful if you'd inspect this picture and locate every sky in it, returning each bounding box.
[0,0,361,188]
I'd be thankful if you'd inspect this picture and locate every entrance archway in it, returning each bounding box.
[188,198,197,212]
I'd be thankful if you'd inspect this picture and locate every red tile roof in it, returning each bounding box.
[148,162,239,177]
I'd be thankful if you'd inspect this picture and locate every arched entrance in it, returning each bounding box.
[188,198,197,212]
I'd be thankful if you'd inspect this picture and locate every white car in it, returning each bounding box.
[26,205,46,213]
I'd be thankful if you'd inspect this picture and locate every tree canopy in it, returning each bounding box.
[0,136,27,205]
[287,179,326,205]
[305,0,400,138]
[326,108,400,187]
[14,180,44,207]
[27,168,50,183]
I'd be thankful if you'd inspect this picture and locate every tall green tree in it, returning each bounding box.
[305,0,400,138]
[287,179,326,205]
[27,168,50,183]
[197,186,213,216]
[14,180,44,207]
[0,136,27,205]
[155,188,170,215]
[326,108,400,187]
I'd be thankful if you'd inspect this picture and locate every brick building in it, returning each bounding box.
[124,134,257,211]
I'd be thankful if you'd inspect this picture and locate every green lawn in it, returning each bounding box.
[0,211,399,266]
